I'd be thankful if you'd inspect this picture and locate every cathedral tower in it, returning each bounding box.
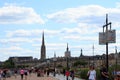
[80,49,83,57]
[41,32,46,60]
[65,43,71,57]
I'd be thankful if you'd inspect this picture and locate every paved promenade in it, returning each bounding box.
[5,73,83,80]
[6,73,59,80]
[49,73,83,80]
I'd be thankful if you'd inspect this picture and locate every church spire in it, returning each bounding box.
[65,43,71,57]
[54,51,56,58]
[80,49,83,57]
[42,31,45,46]
[41,31,46,60]
[67,43,69,51]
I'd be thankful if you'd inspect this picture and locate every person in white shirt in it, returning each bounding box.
[87,65,96,80]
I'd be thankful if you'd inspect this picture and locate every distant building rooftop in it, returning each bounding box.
[9,56,33,62]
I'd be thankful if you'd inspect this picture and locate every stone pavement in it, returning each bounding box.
[49,73,84,80]
[6,73,59,80]
[4,73,84,80]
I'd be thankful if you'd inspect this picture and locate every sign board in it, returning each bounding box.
[99,32,106,45]
[107,30,116,43]
[99,29,116,45]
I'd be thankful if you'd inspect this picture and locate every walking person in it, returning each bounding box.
[70,69,74,80]
[47,68,49,77]
[87,65,96,80]
[14,69,17,78]
[29,69,32,77]
[2,69,7,80]
[100,64,109,80]
[115,69,120,80]
[20,69,24,80]
[0,70,2,80]
[24,69,28,80]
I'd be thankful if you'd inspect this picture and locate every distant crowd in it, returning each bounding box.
[2,65,120,80]
[0,68,33,80]
[0,67,75,80]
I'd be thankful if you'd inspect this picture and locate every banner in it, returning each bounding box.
[99,29,116,45]
[107,30,116,43]
[99,32,106,45]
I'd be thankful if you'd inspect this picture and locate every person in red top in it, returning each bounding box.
[66,71,70,77]
[20,69,24,80]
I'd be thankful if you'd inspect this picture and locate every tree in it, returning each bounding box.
[73,60,87,67]
[3,59,15,68]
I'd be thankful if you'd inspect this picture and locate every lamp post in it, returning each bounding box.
[115,46,118,70]
[99,14,116,71]
[103,14,112,71]
[92,44,94,66]
[66,57,69,80]
[46,59,50,77]
[53,53,57,77]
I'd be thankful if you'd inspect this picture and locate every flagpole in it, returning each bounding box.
[93,44,94,65]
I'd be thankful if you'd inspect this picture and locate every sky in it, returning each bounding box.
[0,0,120,61]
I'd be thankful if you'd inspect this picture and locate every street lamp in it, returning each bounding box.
[53,53,57,77]
[92,44,95,66]
[66,57,69,80]
[46,59,50,77]
[115,46,118,70]
[99,14,116,71]
[103,14,111,71]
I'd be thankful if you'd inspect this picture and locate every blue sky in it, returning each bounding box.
[0,0,120,61]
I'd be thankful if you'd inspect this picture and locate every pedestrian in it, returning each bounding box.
[20,69,24,80]
[29,69,32,77]
[14,69,17,78]
[2,69,7,80]
[100,64,109,80]
[47,68,49,77]
[87,65,96,80]
[24,69,28,80]
[63,69,65,76]
[115,69,120,80]
[70,69,74,80]
[0,70,2,80]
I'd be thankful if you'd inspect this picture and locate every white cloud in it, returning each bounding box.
[116,2,120,8]
[47,4,120,27]
[0,45,38,61]
[47,5,107,23]
[6,29,59,37]
[0,38,33,44]
[0,4,44,24]
[6,29,41,37]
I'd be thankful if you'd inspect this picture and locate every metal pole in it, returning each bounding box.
[66,57,69,80]
[115,46,117,70]
[93,44,94,65]
[106,14,109,71]
[103,14,111,71]
[54,61,55,76]
[106,43,108,71]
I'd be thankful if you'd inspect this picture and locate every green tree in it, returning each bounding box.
[3,59,15,68]
[73,60,87,67]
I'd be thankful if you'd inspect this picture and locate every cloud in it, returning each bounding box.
[47,5,107,23]
[6,29,42,37]
[0,45,38,61]
[0,38,33,44]
[0,4,44,24]
[47,4,120,26]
